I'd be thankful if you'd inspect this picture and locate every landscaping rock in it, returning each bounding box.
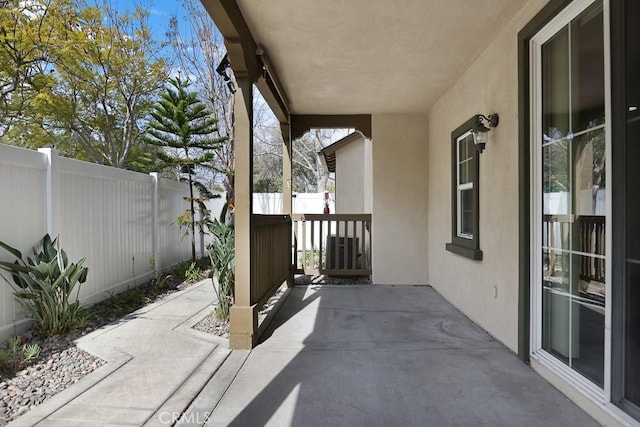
[0,263,208,424]
[193,313,229,338]
[0,344,105,423]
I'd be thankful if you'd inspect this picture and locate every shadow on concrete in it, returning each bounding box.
[209,285,598,427]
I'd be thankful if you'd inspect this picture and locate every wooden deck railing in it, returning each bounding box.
[249,213,372,309]
[251,214,291,307]
[543,214,605,283]
[292,214,372,276]
[577,215,605,283]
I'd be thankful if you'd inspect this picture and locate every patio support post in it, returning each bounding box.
[281,122,295,287]
[282,122,292,215]
[229,76,258,349]
[200,0,293,349]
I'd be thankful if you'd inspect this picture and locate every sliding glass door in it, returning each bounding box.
[531,0,608,390]
[613,0,640,416]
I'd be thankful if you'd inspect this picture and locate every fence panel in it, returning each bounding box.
[0,147,339,343]
[58,157,155,304]
[253,192,335,215]
[0,145,48,339]
[0,145,197,342]
[201,193,227,251]
[158,177,193,268]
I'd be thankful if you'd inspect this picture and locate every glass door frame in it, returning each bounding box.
[610,0,640,416]
[529,0,612,402]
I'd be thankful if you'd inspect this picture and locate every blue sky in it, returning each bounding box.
[107,0,191,42]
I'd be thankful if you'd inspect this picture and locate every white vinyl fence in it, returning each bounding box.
[253,192,336,250]
[0,145,209,342]
[0,143,332,342]
[252,192,335,215]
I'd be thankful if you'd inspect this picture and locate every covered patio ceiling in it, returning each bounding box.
[204,0,531,115]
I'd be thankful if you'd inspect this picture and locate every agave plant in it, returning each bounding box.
[0,235,88,337]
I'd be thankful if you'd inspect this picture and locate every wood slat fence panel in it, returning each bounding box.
[292,214,371,276]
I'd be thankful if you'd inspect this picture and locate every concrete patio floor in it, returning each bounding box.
[184,285,599,427]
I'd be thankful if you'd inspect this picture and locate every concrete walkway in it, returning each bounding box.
[10,283,599,426]
[10,280,230,427]
[184,285,598,427]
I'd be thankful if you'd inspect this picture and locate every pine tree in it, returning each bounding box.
[145,77,226,261]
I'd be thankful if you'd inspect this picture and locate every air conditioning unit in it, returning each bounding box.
[325,235,359,270]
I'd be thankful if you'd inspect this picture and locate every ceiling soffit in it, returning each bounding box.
[230,0,530,115]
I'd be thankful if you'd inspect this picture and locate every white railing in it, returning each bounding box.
[292,214,372,276]
[0,144,205,342]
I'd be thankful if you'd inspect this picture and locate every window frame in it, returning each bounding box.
[446,116,483,260]
[456,130,475,240]
[529,0,610,400]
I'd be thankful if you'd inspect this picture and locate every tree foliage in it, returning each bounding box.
[291,129,335,193]
[49,2,167,169]
[0,0,77,144]
[0,0,168,171]
[145,77,226,261]
[253,113,344,194]
[168,0,235,201]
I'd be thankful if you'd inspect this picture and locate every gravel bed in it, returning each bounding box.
[192,314,229,338]
[0,336,105,425]
[0,270,208,425]
[192,286,288,338]
[294,275,372,285]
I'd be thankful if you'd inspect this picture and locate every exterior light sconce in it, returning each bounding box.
[216,53,236,94]
[472,113,499,153]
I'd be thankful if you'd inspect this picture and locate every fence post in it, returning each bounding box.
[38,148,60,238]
[150,173,161,275]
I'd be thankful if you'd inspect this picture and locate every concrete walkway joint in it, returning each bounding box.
[10,280,226,427]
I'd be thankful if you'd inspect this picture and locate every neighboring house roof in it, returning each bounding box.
[318,132,363,173]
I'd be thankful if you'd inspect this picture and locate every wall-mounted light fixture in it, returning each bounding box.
[472,113,499,153]
[216,53,236,94]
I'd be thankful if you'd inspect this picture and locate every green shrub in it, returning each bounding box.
[153,273,171,290]
[175,260,204,283]
[184,262,204,283]
[175,260,191,279]
[0,234,88,337]
[0,337,41,378]
[207,219,234,320]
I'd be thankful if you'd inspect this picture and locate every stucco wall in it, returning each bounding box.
[426,0,548,352]
[364,139,373,213]
[372,114,428,285]
[335,135,365,213]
